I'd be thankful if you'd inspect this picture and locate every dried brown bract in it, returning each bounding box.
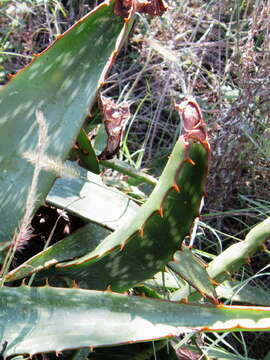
[175,97,208,146]
[114,0,167,18]
[99,95,131,160]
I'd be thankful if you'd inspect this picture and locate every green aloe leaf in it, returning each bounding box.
[5,222,111,283]
[0,286,269,358]
[0,0,129,241]
[5,138,208,290]
[172,216,270,302]
[144,270,180,290]
[46,163,139,230]
[74,129,100,174]
[216,280,270,306]
[33,138,209,291]
[168,246,217,302]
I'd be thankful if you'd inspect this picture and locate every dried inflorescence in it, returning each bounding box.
[114,0,167,18]
[99,95,131,160]
[175,97,209,150]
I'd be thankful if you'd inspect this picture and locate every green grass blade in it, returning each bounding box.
[0,286,269,358]
[0,0,127,240]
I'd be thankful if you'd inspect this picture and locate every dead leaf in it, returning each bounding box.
[99,95,131,160]
[114,0,167,18]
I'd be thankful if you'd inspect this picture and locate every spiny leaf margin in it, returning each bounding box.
[0,0,129,240]
[1,286,269,358]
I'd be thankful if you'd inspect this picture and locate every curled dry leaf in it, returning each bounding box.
[114,0,167,18]
[99,95,131,160]
[175,97,208,147]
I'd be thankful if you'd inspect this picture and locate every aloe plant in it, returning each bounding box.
[0,0,129,241]
[0,0,269,359]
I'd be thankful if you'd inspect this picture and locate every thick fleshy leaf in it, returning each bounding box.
[168,247,217,302]
[144,270,180,290]
[216,281,270,306]
[0,286,269,358]
[46,165,139,230]
[5,222,111,282]
[172,216,270,302]
[0,0,128,241]
[74,129,100,174]
[37,138,209,292]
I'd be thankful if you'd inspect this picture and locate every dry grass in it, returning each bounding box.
[1,0,269,358]
[104,0,270,213]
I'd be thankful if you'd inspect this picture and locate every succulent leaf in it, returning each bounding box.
[36,136,210,291]
[1,286,269,358]
[0,0,128,241]
[169,246,218,303]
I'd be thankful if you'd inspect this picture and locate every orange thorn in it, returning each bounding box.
[203,141,211,152]
[186,158,195,165]
[21,278,28,286]
[72,280,79,288]
[172,183,180,192]
[120,242,125,251]
[81,149,90,156]
[139,227,144,237]
[212,298,220,305]
[72,143,80,150]
[211,279,220,286]
[159,207,164,218]
[106,285,112,292]
[180,298,188,304]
